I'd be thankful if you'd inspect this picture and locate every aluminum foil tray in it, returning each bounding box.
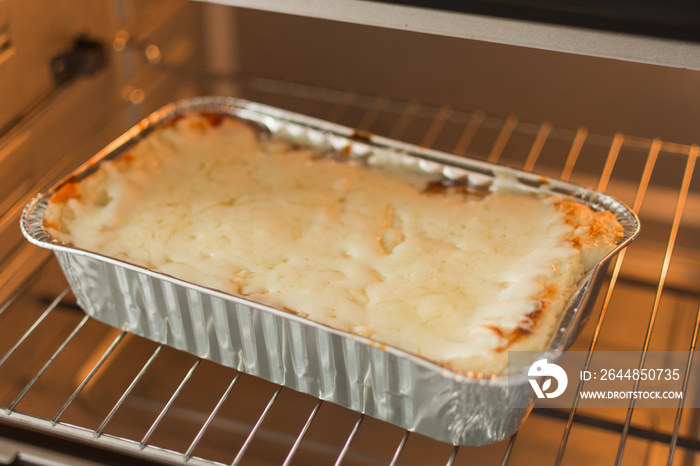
[21,97,639,446]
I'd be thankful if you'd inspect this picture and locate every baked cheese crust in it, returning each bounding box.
[44,114,623,374]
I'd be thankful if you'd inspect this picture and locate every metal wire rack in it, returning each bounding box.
[0,70,699,465]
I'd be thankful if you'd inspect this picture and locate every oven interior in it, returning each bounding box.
[0,0,699,464]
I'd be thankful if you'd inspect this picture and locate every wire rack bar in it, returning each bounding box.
[391,101,421,142]
[559,127,588,181]
[333,414,364,466]
[486,116,517,164]
[389,430,410,466]
[0,287,70,370]
[501,432,519,466]
[237,76,698,157]
[446,446,459,466]
[0,279,29,318]
[1,410,225,466]
[522,121,552,172]
[140,359,201,449]
[51,330,127,426]
[184,372,242,461]
[597,132,623,192]
[667,301,700,465]
[282,399,323,466]
[387,100,420,140]
[242,76,699,163]
[555,137,662,464]
[356,95,390,132]
[95,344,164,437]
[452,110,485,156]
[325,90,359,124]
[231,386,283,466]
[420,105,453,148]
[6,314,90,414]
[615,145,698,465]
[540,409,700,450]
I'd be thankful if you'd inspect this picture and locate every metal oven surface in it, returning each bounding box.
[0,1,699,465]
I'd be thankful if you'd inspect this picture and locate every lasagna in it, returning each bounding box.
[44,113,623,374]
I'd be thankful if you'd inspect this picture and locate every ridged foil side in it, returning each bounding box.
[52,249,533,445]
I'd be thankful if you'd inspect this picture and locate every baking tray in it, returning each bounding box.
[21,96,639,446]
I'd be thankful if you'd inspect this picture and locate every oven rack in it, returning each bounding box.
[1,74,699,465]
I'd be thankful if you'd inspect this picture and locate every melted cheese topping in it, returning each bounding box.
[45,115,621,374]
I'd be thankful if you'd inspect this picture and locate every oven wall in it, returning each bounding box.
[0,0,124,131]
[0,0,205,303]
[231,8,700,146]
